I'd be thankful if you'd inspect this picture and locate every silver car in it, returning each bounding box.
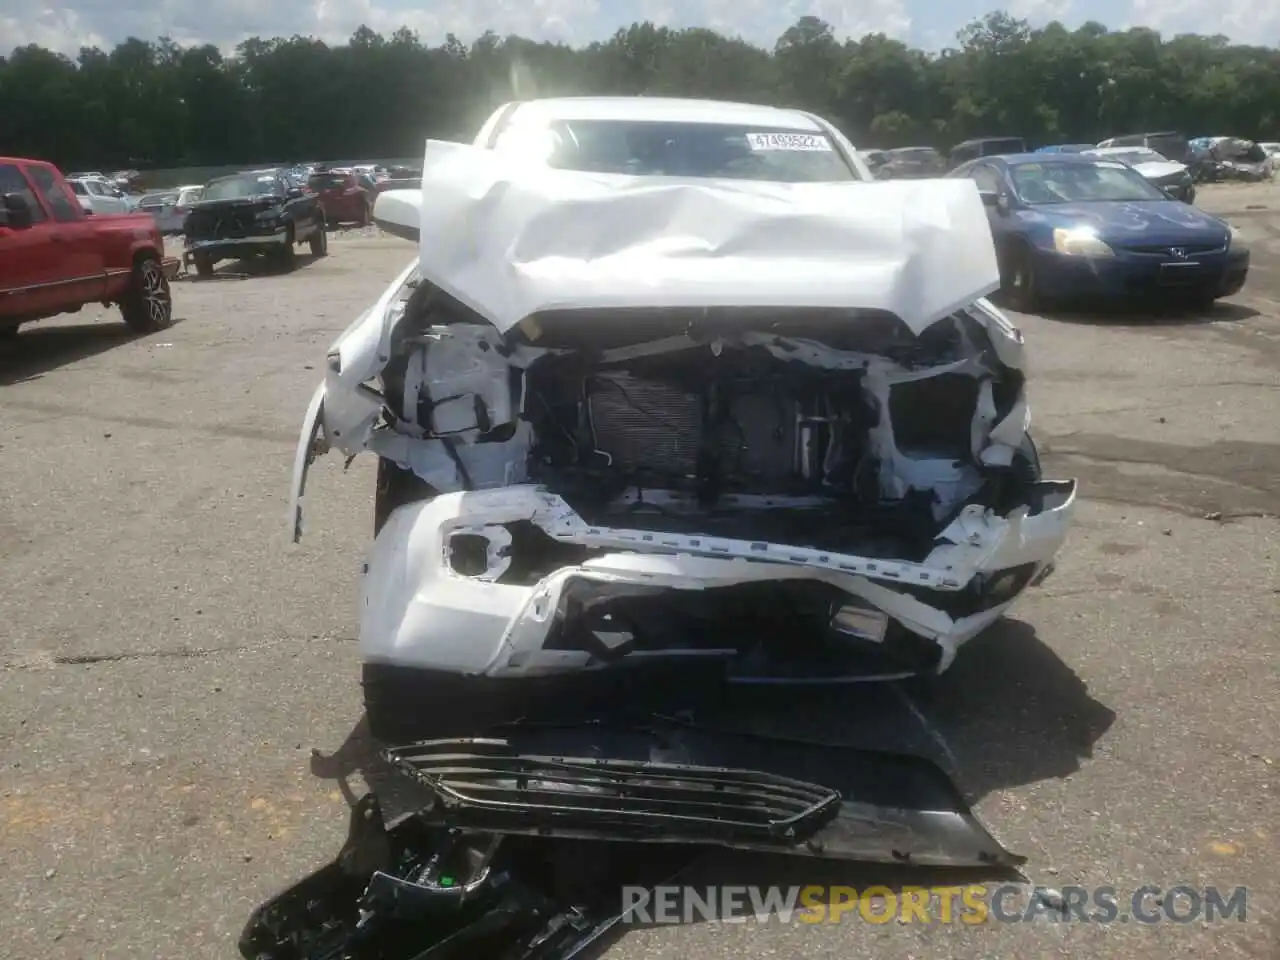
[138,185,204,234]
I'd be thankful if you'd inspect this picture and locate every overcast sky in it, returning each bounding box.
[2,0,1275,58]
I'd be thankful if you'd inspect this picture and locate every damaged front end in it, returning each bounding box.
[264,139,1067,959]
[241,718,1026,960]
[289,146,1075,740]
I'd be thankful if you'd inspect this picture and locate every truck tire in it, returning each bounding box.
[120,256,173,333]
[309,223,328,257]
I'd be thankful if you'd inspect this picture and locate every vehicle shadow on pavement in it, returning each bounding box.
[1040,299,1260,327]
[181,254,326,280]
[0,317,186,386]
[897,619,1117,800]
[306,619,1114,813]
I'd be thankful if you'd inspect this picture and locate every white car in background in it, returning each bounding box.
[1084,145,1197,202]
[67,177,133,215]
[137,185,204,234]
[352,163,390,182]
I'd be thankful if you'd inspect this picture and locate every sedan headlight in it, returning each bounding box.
[1228,224,1247,251]
[1052,227,1114,257]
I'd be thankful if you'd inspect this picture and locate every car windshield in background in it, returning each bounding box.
[1145,134,1189,158]
[1010,160,1168,204]
[1102,149,1167,166]
[309,174,351,190]
[68,181,87,195]
[202,173,281,201]
[497,119,857,182]
[141,193,178,206]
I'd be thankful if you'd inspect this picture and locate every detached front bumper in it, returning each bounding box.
[382,719,1026,867]
[240,720,1025,960]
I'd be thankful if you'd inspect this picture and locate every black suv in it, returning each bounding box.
[182,168,327,276]
[946,137,1028,170]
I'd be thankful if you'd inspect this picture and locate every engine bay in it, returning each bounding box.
[371,290,1035,562]
[528,347,962,558]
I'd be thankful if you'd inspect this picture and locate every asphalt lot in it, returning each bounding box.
[1,185,1276,958]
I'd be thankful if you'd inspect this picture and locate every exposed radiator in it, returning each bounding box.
[586,372,802,481]
[587,373,702,475]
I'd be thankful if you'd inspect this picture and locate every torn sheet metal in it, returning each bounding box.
[358,480,1074,678]
[290,300,1030,541]
[387,139,1001,337]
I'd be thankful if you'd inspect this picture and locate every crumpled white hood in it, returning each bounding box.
[400,140,1000,336]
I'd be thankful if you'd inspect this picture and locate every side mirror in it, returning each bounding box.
[980,191,1011,214]
[2,193,33,228]
[285,187,304,199]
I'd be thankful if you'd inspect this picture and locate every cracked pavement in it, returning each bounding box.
[0,188,1276,958]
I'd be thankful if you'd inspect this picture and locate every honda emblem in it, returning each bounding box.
[1169,247,1187,260]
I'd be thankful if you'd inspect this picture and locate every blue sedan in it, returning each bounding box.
[948,153,1249,310]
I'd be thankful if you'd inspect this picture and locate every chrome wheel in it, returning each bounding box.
[121,257,173,332]
[141,261,171,330]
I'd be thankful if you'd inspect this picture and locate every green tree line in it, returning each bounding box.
[2,11,1278,171]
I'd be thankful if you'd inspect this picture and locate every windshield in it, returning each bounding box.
[495,119,858,182]
[1010,161,1169,204]
[69,181,87,195]
[202,173,281,201]
[178,188,203,205]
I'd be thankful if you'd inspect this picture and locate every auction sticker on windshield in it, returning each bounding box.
[746,132,831,151]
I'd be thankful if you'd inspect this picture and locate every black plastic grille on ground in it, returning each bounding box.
[383,738,842,842]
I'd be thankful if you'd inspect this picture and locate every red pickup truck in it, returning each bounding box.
[0,157,180,338]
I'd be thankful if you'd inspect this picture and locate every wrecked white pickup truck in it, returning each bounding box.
[290,136,1075,742]
[254,100,1078,960]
